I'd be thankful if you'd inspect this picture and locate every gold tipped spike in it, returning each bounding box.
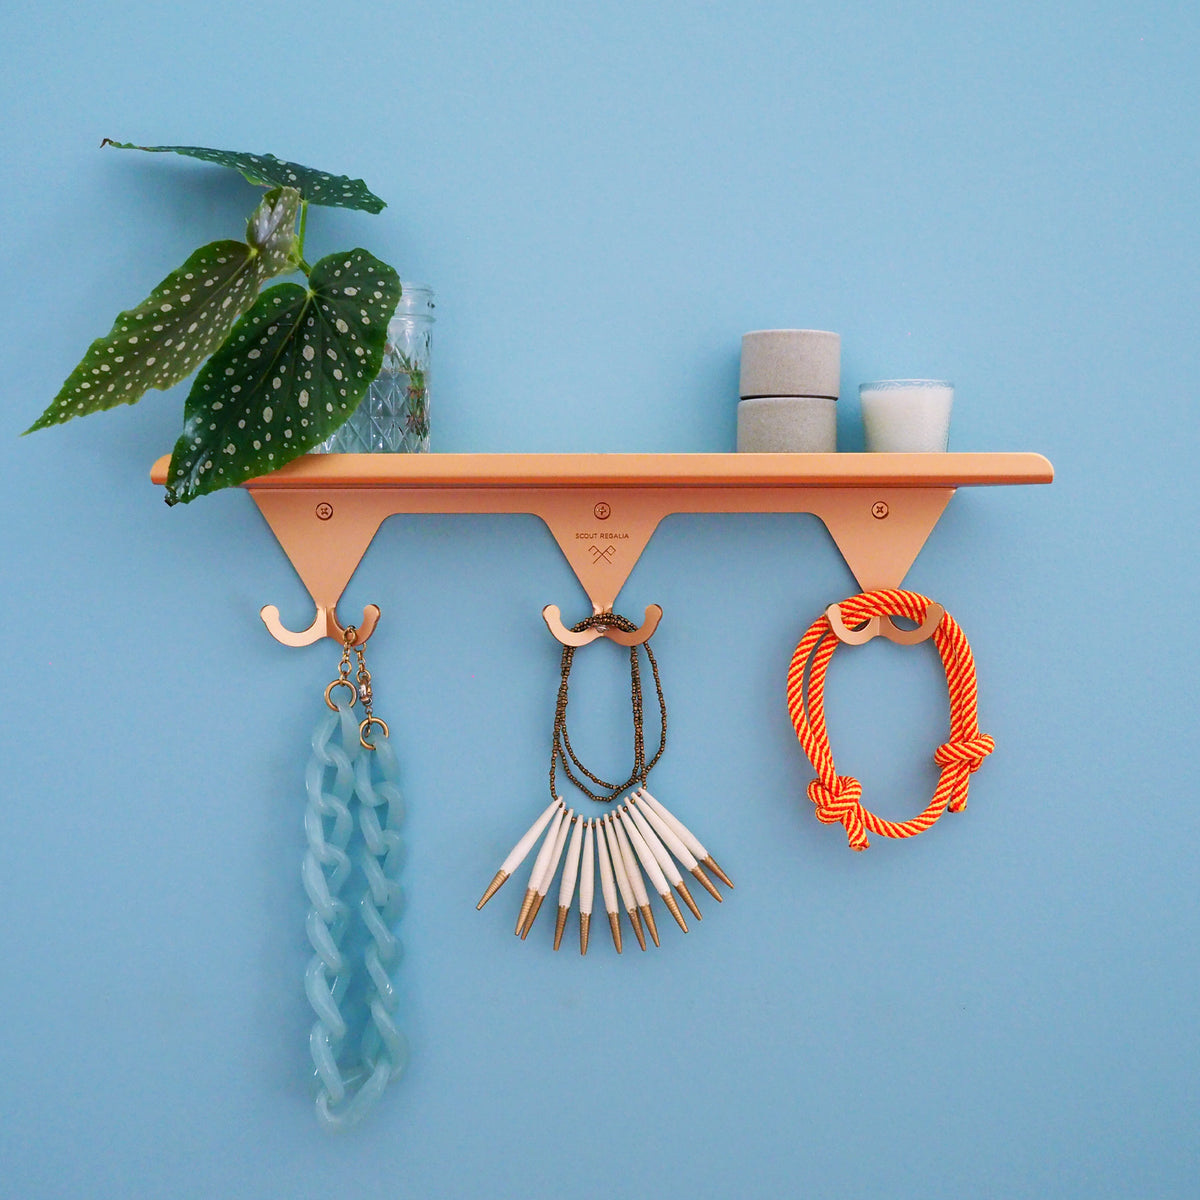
[553,905,569,950]
[690,865,723,901]
[608,911,623,954]
[675,880,702,920]
[514,888,537,936]
[627,908,647,952]
[521,892,547,939]
[661,890,689,933]
[580,911,591,956]
[703,855,733,889]
[477,869,510,910]
[639,903,661,947]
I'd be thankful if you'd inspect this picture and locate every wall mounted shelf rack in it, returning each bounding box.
[151,451,1053,646]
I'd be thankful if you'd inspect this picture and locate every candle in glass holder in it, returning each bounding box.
[859,379,953,452]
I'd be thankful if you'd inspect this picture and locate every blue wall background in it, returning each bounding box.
[2,3,1197,1197]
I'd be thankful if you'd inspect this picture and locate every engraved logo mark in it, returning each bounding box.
[589,545,617,564]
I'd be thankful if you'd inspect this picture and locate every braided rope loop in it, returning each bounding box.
[786,589,994,851]
[303,697,407,1130]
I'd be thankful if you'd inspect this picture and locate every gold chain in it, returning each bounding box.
[353,638,373,723]
[324,625,361,711]
[323,626,389,750]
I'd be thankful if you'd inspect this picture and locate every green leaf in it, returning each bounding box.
[26,188,300,433]
[102,140,386,213]
[164,249,401,504]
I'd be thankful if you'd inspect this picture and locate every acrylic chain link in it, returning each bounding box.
[303,695,407,1129]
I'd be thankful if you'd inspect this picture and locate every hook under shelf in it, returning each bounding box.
[542,604,663,647]
[825,602,945,645]
[260,602,381,648]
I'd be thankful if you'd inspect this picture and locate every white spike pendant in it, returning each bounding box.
[476,789,731,957]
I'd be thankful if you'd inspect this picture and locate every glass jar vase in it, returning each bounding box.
[317,283,435,453]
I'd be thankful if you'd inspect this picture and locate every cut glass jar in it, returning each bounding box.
[317,283,435,453]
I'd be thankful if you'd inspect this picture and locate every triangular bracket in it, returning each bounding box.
[146,453,1052,646]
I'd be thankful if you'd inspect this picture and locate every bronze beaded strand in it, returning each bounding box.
[549,612,667,804]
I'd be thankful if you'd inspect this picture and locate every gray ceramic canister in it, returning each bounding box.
[737,329,840,452]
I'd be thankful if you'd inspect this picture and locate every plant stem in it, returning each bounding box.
[295,200,312,275]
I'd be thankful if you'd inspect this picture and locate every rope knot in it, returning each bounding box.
[934,733,995,812]
[934,734,995,772]
[807,775,869,850]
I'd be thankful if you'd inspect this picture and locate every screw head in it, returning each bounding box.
[315,502,334,521]
[593,502,611,520]
[872,501,889,520]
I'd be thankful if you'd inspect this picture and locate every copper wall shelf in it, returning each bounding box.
[150,452,1053,647]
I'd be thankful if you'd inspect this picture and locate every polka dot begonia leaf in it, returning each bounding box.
[102,141,386,213]
[164,249,401,504]
[26,188,300,434]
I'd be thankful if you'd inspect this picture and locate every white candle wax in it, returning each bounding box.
[859,380,953,452]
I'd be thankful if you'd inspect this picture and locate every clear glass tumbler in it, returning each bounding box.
[317,283,435,453]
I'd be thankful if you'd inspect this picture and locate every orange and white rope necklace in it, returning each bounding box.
[786,589,995,851]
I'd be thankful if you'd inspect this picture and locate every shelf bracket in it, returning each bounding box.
[814,487,955,592]
[150,453,1051,648]
[244,481,956,644]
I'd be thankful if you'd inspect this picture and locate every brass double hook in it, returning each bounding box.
[825,602,945,646]
[541,603,663,647]
[260,602,381,647]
